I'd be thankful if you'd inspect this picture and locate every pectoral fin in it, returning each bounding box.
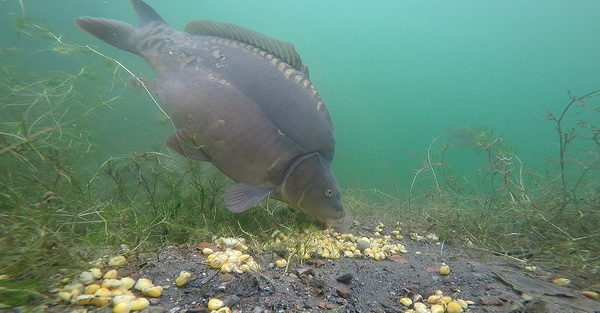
[166,130,211,162]
[224,184,274,213]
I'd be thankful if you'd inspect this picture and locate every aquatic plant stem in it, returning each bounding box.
[83,45,171,123]
[550,89,600,214]
[19,0,25,15]
[427,136,442,193]
[409,136,442,200]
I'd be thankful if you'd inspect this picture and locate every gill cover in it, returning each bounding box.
[279,153,344,223]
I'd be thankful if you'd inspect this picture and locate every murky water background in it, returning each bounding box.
[1,0,599,196]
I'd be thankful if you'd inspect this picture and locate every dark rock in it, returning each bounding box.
[336,273,353,284]
[223,294,241,307]
[311,278,326,289]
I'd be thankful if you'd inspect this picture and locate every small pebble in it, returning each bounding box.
[222,294,241,307]
[336,273,353,284]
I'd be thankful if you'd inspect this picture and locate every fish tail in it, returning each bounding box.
[76,17,139,54]
[75,0,168,55]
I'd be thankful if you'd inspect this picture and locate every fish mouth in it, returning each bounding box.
[309,209,345,228]
[325,215,348,232]
[310,209,345,226]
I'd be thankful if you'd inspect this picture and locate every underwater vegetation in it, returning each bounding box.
[0,16,599,309]
[407,89,600,288]
[0,18,313,308]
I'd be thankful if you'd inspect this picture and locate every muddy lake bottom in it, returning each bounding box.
[46,218,600,313]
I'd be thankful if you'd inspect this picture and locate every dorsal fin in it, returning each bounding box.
[185,20,306,72]
[131,0,168,27]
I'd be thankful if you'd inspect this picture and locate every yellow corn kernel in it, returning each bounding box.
[274,259,287,268]
[582,290,599,300]
[92,296,111,308]
[109,255,128,267]
[430,304,445,313]
[90,268,102,279]
[57,291,72,302]
[427,295,441,304]
[207,298,224,310]
[72,294,94,305]
[120,277,135,290]
[439,265,451,275]
[134,278,152,291]
[440,295,452,303]
[85,284,101,294]
[103,269,118,279]
[446,301,464,313]
[130,297,150,311]
[399,297,412,306]
[102,278,123,289]
[142,285,162,297]
[112,302,132,313]
[216,307,231,313]
[551,278,571,286]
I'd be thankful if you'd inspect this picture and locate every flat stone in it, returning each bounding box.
[424,266,438,273]
[311,259,325,267]
[295,267,313,277]
[299,274,312,285]
[479,295,505,306]
[337,286,352,299]
[388,255,409,264]
[198,242,219,252]
[317,301,337,309]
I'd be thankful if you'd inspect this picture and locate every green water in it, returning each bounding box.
[1,0,599,197]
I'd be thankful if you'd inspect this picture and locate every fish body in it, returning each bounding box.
[76,0,344,226]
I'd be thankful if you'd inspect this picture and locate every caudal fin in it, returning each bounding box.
[76,17,139,54]
[75,0,168,55]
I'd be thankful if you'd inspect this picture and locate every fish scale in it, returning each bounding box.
[76,0,345,228]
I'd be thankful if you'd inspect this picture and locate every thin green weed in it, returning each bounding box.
[405,90,600,289]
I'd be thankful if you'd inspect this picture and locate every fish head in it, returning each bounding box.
[279,153,345,227]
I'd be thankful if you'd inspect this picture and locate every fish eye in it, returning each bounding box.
[324,188,334,198]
